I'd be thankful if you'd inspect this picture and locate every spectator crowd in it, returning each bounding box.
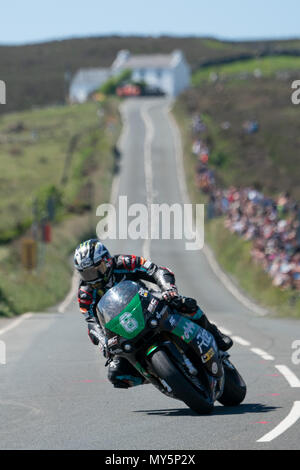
[191,114,300,292]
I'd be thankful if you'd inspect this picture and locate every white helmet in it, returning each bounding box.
[74,239,112,286]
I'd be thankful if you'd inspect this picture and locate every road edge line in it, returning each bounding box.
[0,313,33,337]
[275,365,300,388]
[257,401,300,442]
[166,103,270,318]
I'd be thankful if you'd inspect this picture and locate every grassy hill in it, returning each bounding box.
[1,35,300,114]
[192,55,300,85]
[0,100,119,242]
[0,98,120,316]
[179,57,300,200]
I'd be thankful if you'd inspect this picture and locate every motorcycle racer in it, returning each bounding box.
[74,239,233,388]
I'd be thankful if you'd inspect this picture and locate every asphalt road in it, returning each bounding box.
[0,98,299,450]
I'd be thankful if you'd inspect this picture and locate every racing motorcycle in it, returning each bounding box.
[96,280,246,414]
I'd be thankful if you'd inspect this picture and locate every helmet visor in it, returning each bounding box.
[80,260,108,283]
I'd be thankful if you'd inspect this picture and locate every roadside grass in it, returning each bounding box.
[0,214,94,317]
[179,78,300,200]
[192,55,300,85]
[0,102,113,241]
[173,100,300,318]
[206,218,300,317]
[0,99,121,316]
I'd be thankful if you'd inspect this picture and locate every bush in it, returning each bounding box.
[34,184,63,221]
[100,69,132,95]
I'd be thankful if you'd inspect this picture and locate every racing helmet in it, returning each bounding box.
[74,239,113,287]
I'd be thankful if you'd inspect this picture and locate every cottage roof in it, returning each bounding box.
[112,50,184,70]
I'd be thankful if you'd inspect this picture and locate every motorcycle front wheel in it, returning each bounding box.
[151,349,213,414]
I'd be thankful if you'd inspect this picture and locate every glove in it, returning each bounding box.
[174,296,198,313]
[162,287,179,302]
[98,336,111,359]
[100,336,120,359]
[88,324,104,345]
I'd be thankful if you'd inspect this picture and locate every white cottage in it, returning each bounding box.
[111,50,190,97]
[69,68,110,103]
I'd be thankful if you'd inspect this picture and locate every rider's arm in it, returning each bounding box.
[77,283,106,346]
[113,255,177,293]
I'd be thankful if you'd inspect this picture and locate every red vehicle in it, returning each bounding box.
[116,84,141,97]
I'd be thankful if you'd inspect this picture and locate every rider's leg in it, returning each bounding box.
[176,298,233,351]
[107,356,146,388]
[190,309,233,351]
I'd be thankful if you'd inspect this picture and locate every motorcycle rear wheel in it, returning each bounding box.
[218,361,246,406]
[151,349,213,414]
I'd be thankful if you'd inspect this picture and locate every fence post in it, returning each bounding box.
[21,238,37,271]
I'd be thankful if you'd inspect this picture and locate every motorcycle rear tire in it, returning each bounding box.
[218,362,246,406]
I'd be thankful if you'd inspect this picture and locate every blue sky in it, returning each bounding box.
[1,0,300,45]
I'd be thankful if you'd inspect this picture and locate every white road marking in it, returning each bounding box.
[58,102,129,314]
[203,246,270,317]
[164,104,202,252]
[165,104,191,212]
[166,103,269,317]
[141,102,155,260]
[0,313,33,337]
[250,347,274,361]
[257,401,300,442]
[212,324,251,346]
[58,271,79,313]
[217,327,232,336]
[231,336,251,346]
[275,365,300,388]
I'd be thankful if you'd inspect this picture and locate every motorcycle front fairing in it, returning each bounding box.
[96,281,167,384]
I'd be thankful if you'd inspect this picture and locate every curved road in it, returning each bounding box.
[0,98,299,450]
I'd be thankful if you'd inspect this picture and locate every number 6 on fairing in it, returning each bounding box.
[119,312,138,333]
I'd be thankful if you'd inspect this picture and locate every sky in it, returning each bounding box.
[1,0,300,45]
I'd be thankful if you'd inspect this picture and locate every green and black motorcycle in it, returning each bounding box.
[97,280,246,414]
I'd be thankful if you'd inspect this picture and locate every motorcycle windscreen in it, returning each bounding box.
[97,280,145,339]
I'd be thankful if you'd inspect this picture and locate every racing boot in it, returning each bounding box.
[173,297,233,351]
[107,357,147,388]
[193,312,233,352]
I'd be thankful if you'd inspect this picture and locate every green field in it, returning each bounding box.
[192,55,300,85]
[0,101,119,242]
[0,99,120,316]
